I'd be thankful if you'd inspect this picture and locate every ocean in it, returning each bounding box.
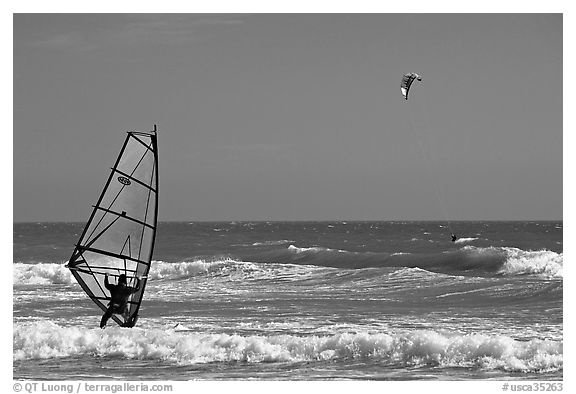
[13,221,563,380]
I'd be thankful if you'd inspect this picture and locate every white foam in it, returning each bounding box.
[454,237,478,244]
[287,244,348,254]
[12,259,250,285]
[287,245,325,253]
[13,321,562,373]
[251,240,294,246]
[13,263,75,285]
[148,259,243,280]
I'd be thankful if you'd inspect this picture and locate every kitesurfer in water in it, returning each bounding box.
[100,274,140,328]
[451,234,458,242]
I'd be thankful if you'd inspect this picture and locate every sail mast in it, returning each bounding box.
[126,125,159,325]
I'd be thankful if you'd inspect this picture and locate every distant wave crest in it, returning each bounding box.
[475,247,562,278]
[281,244,562,279]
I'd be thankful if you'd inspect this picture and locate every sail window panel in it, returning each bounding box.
[117,136,156,187]
[80,217,144,258]
[77,270,107,300]
[99,176,156,225]
[79,211,118,249]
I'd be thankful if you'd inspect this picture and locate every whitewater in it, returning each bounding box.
[13,221,562,380]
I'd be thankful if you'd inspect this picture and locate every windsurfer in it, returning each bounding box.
[451,234,458,242]
[100,274,141,328]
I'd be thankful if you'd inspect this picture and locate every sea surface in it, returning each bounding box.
[13,221,563,380]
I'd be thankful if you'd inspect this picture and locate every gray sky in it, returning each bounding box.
[13,13,562,222]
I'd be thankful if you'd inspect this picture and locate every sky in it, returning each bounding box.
[13,13,562,222]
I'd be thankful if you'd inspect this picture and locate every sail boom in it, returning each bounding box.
[68,265,141,275]
[72,245,151,267]
[93,296,139,305]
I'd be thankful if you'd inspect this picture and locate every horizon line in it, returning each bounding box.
[12,218,564,224]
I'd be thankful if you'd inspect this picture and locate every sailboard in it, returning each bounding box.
[66,126,159,327]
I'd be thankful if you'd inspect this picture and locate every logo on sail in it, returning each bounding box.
[118,176,131,185]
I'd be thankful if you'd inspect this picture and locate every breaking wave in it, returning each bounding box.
[13,321,562,373]
[497,248,563,278]
[13,244,562,286]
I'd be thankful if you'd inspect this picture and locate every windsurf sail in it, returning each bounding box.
[66,126,159,327]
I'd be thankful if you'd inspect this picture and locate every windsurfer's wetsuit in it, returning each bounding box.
[100,274,140,328]
[451,234,458,242]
